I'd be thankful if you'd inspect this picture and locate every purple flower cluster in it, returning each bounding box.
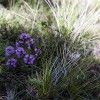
[5,46,17,68]
[24,54,35,65]
[20,33,31,42]
[34,48,41,57]
[5,33,42,68]
[16,41,24,47]
[5,46,15,56]
[6,58,17,68]
[16,47,26,58]
[26,38,35,49]
[16,33,35,50]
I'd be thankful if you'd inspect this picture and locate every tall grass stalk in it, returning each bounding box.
[45,0,100,42]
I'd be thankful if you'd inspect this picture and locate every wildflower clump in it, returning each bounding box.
[5,33,41,68]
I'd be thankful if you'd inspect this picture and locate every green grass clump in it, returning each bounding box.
[27,47,100,99]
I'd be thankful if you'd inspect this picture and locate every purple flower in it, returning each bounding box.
[19,33,31,42]
[16,41,24,47]
[34,48,41,57]
[6,58,17,68]
[5,46,15,56]
[16,47,26,58]
[24,54,35,65]
[26,39,35,49]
